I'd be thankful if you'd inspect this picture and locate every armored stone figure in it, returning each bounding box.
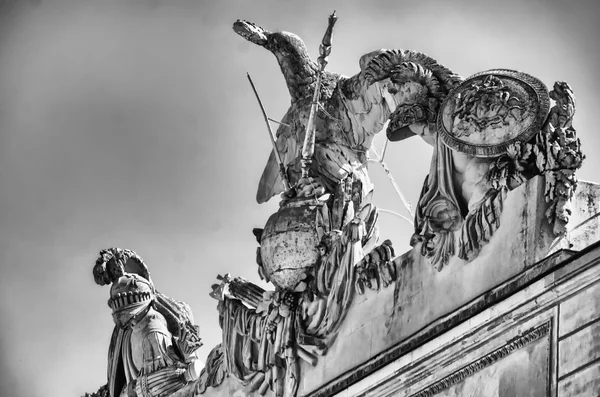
[93,248,203,397]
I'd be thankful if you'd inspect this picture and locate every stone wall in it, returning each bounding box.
[334,241,600,396]
[557,275,600,396]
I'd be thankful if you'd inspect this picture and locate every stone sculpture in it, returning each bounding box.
[92,248,204,397]
[201,13,586,397]
[85,12,585,397]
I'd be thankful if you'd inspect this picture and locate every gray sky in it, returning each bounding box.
[0,1,598,396]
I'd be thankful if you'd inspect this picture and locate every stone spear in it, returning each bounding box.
[247,73,292,192]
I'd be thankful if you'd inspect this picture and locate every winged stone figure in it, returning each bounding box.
[233,20,462,204]
[235,19,546,271]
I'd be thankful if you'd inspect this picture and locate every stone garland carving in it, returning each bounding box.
[485,82,584,233]
[361,50,465,270]
[408,321,551,397]
[364,57,584,268]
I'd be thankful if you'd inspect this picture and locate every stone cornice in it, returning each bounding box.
[408,321,550,397]
[306,243,600,397]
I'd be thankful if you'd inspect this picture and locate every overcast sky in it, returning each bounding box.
[0,1,598,396]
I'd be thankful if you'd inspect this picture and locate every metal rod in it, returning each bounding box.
[380,137,389,163]
[247,73,291,191]
[267,118,290,127]
[378,208,413,225]
[370,146,414,218]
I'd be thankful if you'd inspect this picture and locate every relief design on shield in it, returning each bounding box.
[438,69,550,157]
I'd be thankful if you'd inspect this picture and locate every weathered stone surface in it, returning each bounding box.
[324,239,600,397]
[294,176,599,397]
[558,361,600,397]
[559,320,600,377]
[559,280,600,338]
[422,335,549,397]
[260,199,324,289]
[439,70,550,156]
[382,177,549,347]
[547,181,600,255]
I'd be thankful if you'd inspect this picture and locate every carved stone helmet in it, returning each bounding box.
[93,247,151,287]
[108,273,156,327]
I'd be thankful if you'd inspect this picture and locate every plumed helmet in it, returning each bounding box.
[93,247,151,286]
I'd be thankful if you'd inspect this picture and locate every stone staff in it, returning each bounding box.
[300,11,338,177]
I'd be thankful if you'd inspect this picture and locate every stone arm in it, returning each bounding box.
[141,331,182,374]
[130,331,200,397]
[356,49,463,145]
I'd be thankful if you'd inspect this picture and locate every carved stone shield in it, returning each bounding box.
[437,69,550,157]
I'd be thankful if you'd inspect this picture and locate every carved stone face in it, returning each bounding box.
[388,81,426,105]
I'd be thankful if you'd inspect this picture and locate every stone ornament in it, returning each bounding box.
[487,82,584,236]
[409,321,551,397]
[199,181,385,397]
[438,70,550,157]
